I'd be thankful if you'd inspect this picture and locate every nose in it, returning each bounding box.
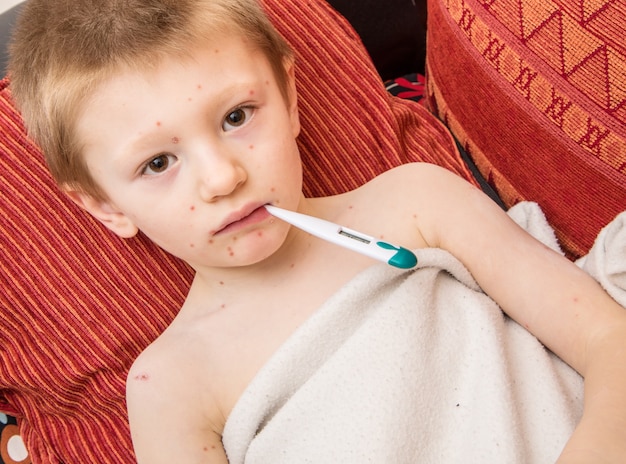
[197,154,247,202]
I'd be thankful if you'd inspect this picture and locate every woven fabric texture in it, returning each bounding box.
[0,0,473,462]
[426,0,626,259]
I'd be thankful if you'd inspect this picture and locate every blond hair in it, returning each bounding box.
[9,0,293,200]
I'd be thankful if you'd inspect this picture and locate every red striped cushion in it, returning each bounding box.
[425,0,626,259]
[0,0,472,461]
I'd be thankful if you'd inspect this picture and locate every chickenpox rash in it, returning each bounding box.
[208,239,214,245]
[249,89,255,96]
[134,373,150,381]
[270,187,276,193]
[249,144,254,150]
[190,205,196,211]
[227,246,234,257]
[156,121,162,127]
[257,231,263,238]
[172,136,180,144]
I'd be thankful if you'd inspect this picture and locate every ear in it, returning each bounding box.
[64,188,139,238]
[283,58,300,138]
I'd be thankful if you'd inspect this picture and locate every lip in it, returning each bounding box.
[212,203,271,236]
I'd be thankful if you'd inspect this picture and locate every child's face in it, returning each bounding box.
[72,37,303,270]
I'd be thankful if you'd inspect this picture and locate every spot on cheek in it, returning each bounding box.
[172,136,180,144]
[270,187,276,193]
[190,205,196,211]
[197,84,203,89]
[257,231,263,237]
[209,239,214,245]
[227,246,234,257]
[249,144,254,150]
[134,373,150,382]
[189,243,195,248]
[249,89,255,96]
[155,121,162,127]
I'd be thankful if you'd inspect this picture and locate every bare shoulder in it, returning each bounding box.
[126,332,228,463]
[329,162,484,249]
[353,162,477,209]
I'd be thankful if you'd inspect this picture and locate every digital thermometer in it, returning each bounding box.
[264,205,417,269]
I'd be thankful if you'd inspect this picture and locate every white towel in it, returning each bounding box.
[222,202,624,463]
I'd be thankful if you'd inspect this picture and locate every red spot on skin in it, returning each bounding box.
[232,236,238,242]
[270,187,276,193]
[197,84,203,89]
[249,90,255,96]
[134,373,150,381]
[156,121,161,127]
[219,281,224,286]
[265,80,270,85]
[172,136,179,144]
[221,304,226,309]
[348,205,353,210]
[249,144,254,150]
[190,205,196,211]
[227,246,234,257]
[257,231,263,237]
[209,239,214,245]
[190,243,195,248]
[290,263,295,269]
[187,97,192,102]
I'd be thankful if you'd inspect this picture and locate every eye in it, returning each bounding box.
[223,106,254,131]
[141,153,177,176]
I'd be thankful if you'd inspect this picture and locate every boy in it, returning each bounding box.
[8,0,626,462]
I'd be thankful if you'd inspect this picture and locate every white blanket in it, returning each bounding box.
[222,203,626,463]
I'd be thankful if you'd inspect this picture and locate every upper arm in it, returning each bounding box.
[409,163,626,375]
[126,348,229,464]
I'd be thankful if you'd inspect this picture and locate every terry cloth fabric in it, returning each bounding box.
[577,210,626,308]
[222,202,587,464]
[0,0,474,462]
[425,0,626,260]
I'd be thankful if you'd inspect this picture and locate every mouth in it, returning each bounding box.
[212,203,271,236]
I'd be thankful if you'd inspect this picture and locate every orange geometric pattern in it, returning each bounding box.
[445,0,626,175]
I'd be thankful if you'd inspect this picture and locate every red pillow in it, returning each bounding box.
[425,0,626,259]
[0,0,473,461]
